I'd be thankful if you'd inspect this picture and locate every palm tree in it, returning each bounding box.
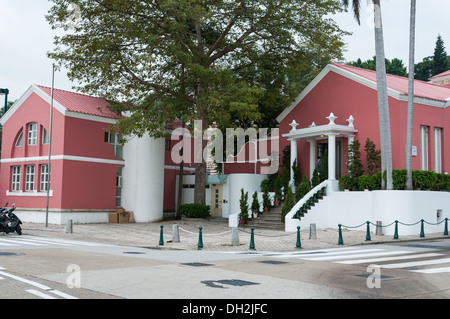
[405,0,416,190]
[342,0,393,190]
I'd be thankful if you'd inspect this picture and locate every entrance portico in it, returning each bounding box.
[282,113,358,191]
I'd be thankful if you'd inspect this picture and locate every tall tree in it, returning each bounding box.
[348,56,408,77]
[405,0,416,190]
[342,0,393,189]
[47,0,348,204]
[432,35,448,77]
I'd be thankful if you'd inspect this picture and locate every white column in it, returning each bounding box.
[307,139,315,179]
[328,134,336,180]
[290,139,297,191]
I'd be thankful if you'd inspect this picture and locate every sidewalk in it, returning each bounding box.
[21,218,450,252]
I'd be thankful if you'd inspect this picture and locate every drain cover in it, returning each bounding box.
[201,279,260,289]
[181,262,214,267]
[354,274,393,279]
[0,252,25,256]
[258,260,288,265]
[123,251,146,255]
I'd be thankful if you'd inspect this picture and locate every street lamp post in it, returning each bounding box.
[0,88,9,114]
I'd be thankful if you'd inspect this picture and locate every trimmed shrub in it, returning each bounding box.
[178,204,211,218]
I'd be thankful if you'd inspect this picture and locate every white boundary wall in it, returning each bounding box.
[286,190,450,236]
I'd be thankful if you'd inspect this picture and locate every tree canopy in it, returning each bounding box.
[47,0,349,136]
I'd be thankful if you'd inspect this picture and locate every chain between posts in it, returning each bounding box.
[337,218,449,245]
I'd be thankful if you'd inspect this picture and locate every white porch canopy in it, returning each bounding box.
[282,113,358,191]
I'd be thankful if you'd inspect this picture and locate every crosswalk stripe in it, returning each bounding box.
[336,253,445,265]
[26,289,57,299]
[410,267,450,274]
[300,249,402,261]
[0,241,14,246]
[0,238,43,245]
[20,238,71,246]
[380,257,450,269]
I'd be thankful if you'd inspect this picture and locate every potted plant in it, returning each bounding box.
[262,187,271,212]
[239,188,249,224]
[273,175,282,206]
[251,191,260,218]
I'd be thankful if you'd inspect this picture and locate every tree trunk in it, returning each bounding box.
[373,0,393,190]
[193,110,209,205]
[405,0,416,190]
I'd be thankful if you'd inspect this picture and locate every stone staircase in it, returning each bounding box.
[243,204,284,230]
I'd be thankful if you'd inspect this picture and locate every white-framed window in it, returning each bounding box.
[42,127,50,144]
[40,164,49,191]
[420,125,429,170]
[116,166,123,207]
[25,165,35,191]
[28,122,37,145]
[105,131,123,160]
[11,166,21,191]
[434,127,442,173]
[15,131,23,147]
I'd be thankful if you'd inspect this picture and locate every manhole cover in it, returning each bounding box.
[181,262,214,267]
[258,260,288,265]
[0,252,25,256]
[201,279,260,289]
[354,274,393,279]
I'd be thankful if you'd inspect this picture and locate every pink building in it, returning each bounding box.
[0,85,125,223]
[277,63,450,183]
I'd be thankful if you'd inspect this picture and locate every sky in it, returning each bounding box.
[0,0,449,102]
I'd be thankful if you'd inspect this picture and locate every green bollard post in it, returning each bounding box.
[249,227,255,250]
[296,226,301,248]
[444,218,449,236]
[159,225,164,246]
[420,219,425,238]
[198,227,203,250]
[365,221,371,241]
[393,220,399,239]
[338,224,344,245]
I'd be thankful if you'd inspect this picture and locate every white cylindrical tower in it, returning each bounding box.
[121,133,165,222]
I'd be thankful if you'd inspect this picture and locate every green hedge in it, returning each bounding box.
[339,170,450,191]
[178,204,211,218]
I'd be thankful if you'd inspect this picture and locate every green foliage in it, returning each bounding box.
[292,159,303,189]
[346,139,364,190]
[239,188,249,221]
[338,175,351,191]
[348,57,408,77]
[178,204,211,218]
[262,187,271,211]
[412,170,438,190]
[251,191,260,217]
[311,168,320,188]
[281,187,294,223]
[364,138,381,175]
[295,176,311,202]
[273,175,283,203]
[432,35,448,77]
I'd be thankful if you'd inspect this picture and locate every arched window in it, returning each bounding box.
[15,130,23,147]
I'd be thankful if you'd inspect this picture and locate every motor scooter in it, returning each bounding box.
[0,204,22,235]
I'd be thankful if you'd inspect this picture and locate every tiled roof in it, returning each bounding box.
[35,85,121,119]
[331,63,450,102]
[430,70,450,79]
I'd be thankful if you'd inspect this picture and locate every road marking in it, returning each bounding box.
[335,252,444,264]
[0,238,43,246]
[0,270,51,290]
[380,257,450,269]
[410,267,450,274]
[47,289,78,299]
[300,249,399,261]
[26,289,57,299]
